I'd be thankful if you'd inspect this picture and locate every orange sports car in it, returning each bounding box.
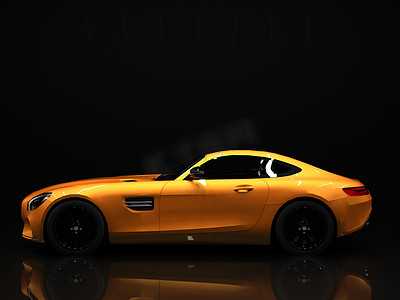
[21,150,372,255]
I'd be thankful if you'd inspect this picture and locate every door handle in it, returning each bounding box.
[233,185,254,193]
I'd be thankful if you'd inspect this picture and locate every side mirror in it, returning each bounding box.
[189,166,205,179]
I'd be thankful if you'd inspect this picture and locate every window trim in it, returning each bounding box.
[179,154,302,181]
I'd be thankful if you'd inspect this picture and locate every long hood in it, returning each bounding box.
[28,174,160,196]
[54,174,160,188]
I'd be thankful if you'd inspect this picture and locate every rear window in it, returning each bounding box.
[261,159,302,178]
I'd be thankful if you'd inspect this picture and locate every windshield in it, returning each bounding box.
[155,156,203,181]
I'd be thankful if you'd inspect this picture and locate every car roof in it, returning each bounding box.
[204,150,309,168]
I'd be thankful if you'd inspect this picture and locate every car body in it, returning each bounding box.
[21,150,372,254]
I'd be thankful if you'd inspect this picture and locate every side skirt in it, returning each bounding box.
[109,230,269,245]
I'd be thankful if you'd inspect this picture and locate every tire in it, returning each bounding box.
[47,200,105,255]
[275,200,334,255]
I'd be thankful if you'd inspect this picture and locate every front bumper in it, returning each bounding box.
[22,215,45,243]
[21,196,49,243]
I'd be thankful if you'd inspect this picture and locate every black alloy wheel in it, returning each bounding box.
[47,200,105,255]
[275,200,334,255]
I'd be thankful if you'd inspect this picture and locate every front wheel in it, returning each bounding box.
[275,201,334,255]
[46,200,106,255]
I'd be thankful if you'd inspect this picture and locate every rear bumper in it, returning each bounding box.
[360,217,370,231]
[332,195,372,237]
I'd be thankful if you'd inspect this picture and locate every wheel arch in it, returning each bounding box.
[270,197,337,246]
[43,196,109,244]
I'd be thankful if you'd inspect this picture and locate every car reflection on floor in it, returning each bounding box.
[21,246,371,300]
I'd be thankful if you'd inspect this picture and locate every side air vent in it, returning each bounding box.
[124,197,154,211]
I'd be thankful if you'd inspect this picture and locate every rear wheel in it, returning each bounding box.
[275,200,334,255]
[47,200,105,255]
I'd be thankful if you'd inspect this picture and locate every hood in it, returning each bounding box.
[30,174,161,195]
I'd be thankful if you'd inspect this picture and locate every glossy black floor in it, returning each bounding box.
[2,207,400,300]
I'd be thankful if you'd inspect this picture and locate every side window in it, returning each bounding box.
[201,155,261,179]
[259,158,302,178]
[198,155,302,179]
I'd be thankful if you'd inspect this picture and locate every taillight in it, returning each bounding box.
[343,186,369,196]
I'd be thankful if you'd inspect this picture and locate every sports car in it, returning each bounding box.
[21,150,372,255]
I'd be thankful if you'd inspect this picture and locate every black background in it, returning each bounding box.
[3,0,399,298]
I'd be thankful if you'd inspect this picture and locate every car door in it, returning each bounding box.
[160,155,269,232]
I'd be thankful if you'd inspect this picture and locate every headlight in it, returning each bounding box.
[27,193,52,211]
